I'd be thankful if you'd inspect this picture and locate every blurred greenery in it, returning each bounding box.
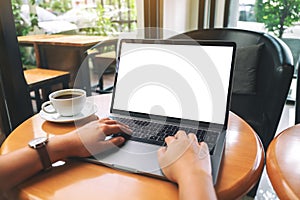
[12,0,38,36]
[80,3,118,36]
[255,0,300,38]
[80,0,137,36]
[40,0,72,15]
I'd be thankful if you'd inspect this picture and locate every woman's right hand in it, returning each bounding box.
[157,130,212,184]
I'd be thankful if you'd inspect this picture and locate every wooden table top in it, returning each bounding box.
[18,34,112,47]
[0,94,265,200]
[266,124,300,199]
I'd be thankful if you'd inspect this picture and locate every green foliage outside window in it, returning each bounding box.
[80,3,118,36]
[80,0,137,36]
[255,0,300,38]
[39,0,72,15]
[11,0,38,67]
[12,0,38,36]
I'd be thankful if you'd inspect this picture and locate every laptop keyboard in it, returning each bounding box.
[113,117,220,155]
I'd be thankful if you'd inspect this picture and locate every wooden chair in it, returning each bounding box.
[24,68,70,111]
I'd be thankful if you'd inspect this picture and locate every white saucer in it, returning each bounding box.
[39,101,98,123]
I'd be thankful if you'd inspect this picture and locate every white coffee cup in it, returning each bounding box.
[41,89,86,116]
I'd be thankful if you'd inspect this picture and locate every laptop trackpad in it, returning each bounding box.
[91,141,163,176]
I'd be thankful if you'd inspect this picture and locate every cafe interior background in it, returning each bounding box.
[1,0,300,199]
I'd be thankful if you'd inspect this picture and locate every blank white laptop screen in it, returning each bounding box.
[112,41,234,125]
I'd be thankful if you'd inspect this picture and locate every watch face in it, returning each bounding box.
[29,137,48,148]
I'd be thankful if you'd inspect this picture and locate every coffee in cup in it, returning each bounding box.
[41,89,86,116]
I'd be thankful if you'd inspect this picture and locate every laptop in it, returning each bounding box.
[85,39,236,184]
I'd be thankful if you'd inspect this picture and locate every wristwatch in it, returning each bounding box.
[28,137,52,171]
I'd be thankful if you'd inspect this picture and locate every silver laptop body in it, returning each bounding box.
[85,39,236,184]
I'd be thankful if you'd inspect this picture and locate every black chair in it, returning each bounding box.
[295,56,300,124]
[0,0,34,137]
[172,28,294,151]
[84,38,117,94]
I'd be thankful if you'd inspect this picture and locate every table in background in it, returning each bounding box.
[18,34,112,95]
[0,94,265,200]
[266,125,300,199]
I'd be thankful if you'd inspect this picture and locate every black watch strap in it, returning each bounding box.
[28,137,52,171]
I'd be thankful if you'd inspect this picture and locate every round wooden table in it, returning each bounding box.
[1,94,264,200]
[266,124,300,199]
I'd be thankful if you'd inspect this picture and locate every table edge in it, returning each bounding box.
[266,127,300,200]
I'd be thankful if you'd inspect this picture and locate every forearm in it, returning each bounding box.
[0,147,43,191]
[0,134,80,191]
[177,171,217,200]
[0,119,126,192]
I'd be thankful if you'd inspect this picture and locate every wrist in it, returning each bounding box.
[177,168,217,200]
[47,134,78,162]
[177,168,212,186]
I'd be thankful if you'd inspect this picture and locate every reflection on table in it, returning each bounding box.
[1,94,265,200]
